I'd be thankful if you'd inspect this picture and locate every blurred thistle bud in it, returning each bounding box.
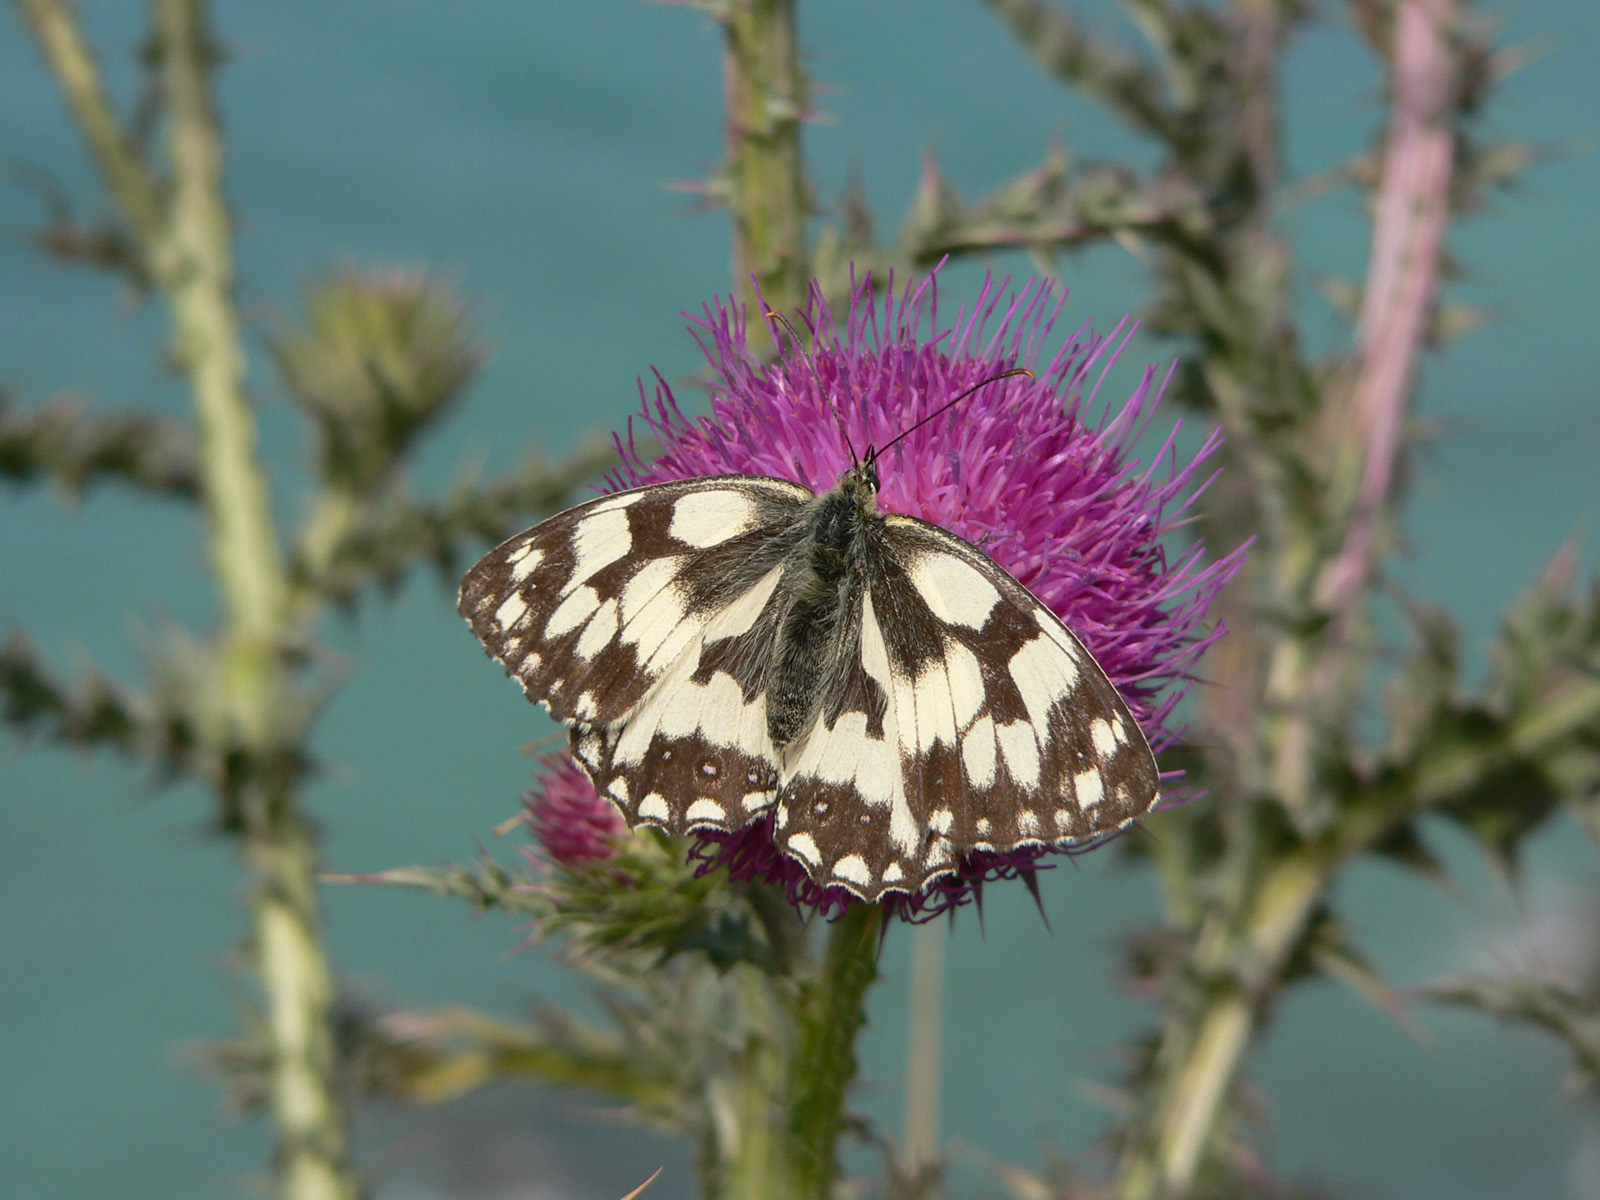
[274,270,482,493]
[524,752,627,867]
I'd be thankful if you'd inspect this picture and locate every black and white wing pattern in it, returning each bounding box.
[772,514,1159,897]
[461,469,1161,902]
[459,476,811,834]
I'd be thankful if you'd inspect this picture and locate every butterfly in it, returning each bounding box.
[460,421,1162,901]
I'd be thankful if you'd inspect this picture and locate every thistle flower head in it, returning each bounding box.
[274,270,480,493]
[524,752,627,867]
[611,270,1242,918]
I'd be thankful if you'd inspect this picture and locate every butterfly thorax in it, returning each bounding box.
[767,460,884,748]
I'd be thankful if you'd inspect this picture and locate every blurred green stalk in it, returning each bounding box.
[723,0,810,319]
[902,919,946,1168]
[1117,0,1465,1193]
[782,902,881,1199]
[15,2,356,1197]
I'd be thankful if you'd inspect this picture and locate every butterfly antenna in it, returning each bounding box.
[875,368,1033,461]
[766,308,859,466]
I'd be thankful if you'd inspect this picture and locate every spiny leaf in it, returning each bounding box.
[1423,973,1600,1093]
[1,629,317,826]
[0,391,199,499]
[983,0,1176,139]
[326,857,548,917]
[364,1005,683,1113]
[15,168,153,288]
[0,632,201,777]
[1304,914,1414,1028]
[294,438,623,606]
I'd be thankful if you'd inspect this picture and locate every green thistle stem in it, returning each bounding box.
[782,902,881,1200]
[14,0,165,254]
[245,808,352,1200]
[718,971,787,1200]
[1119,855,1327,1200]
[159,4,355,1196]
[159,5,353,1194]
[17,2,357,1196]
[722,0,810,318]
[714,12,851,1190]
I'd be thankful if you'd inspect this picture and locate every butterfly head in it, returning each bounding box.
[837,451,881,515]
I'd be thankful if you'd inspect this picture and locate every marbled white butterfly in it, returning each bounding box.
[460,424,1161,902]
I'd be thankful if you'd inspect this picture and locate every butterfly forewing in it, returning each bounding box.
[459,476,811,728]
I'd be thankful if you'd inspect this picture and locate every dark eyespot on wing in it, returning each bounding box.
[573,724,780,837]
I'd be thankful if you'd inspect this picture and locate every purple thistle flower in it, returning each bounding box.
[610,269,1243,919]
[525,752,627,867]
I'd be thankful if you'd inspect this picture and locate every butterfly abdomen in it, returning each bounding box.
[768,587,835,746]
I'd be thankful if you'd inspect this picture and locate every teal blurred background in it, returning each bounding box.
[2,2,1597,1197]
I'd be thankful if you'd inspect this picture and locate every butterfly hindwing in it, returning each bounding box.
[774,514,1159,899]
[569,551,796,836]
[890,518,1159,842]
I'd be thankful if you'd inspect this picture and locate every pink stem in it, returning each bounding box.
[1318,0,1459,616]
